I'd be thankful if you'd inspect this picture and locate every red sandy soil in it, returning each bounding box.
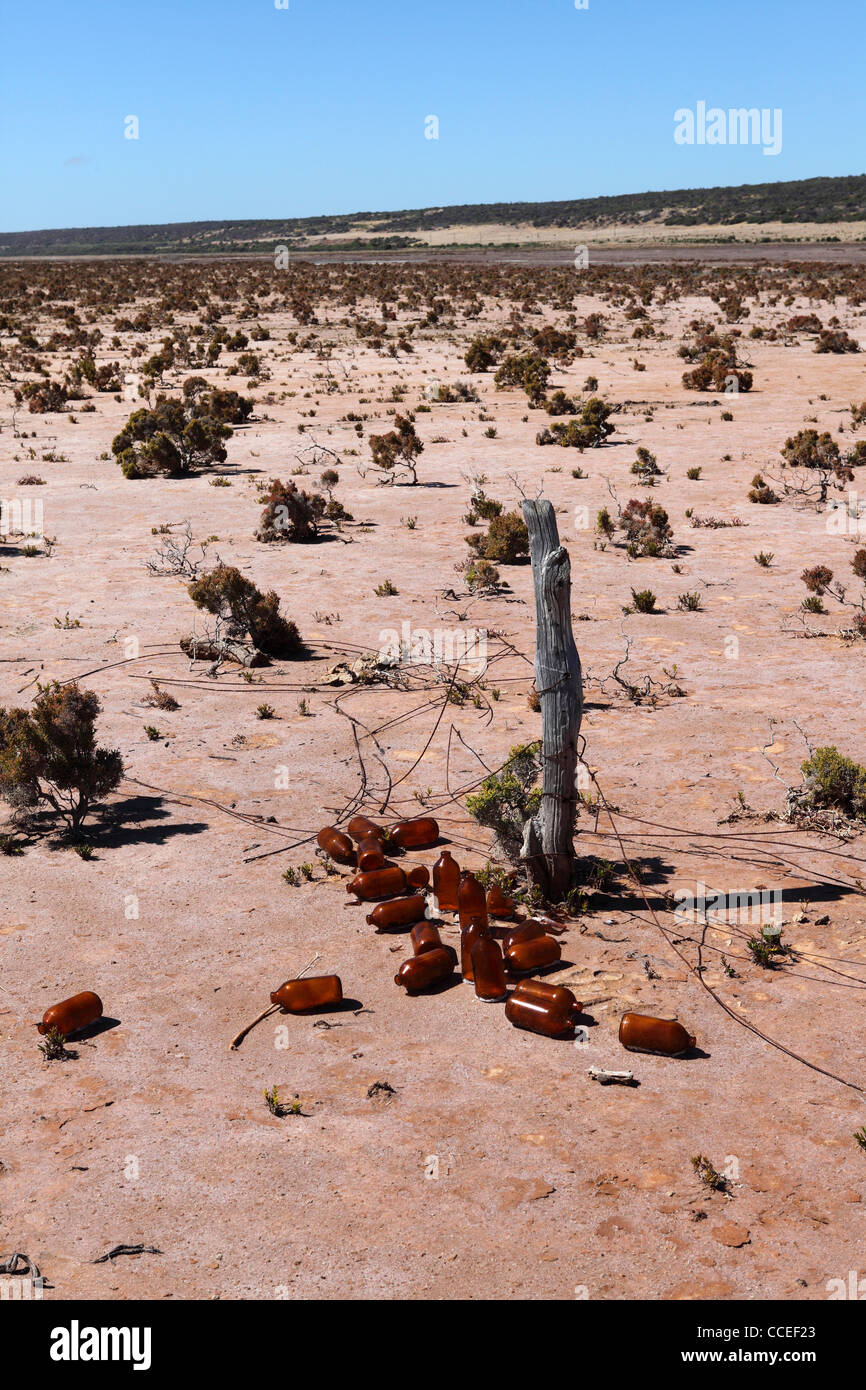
[1,261,865,1300]
[312,242,866,267]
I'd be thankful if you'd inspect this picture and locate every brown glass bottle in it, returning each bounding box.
[502,920,548,954]
[356,835,386,872]
[366,895,427,931]
[458,872,488,931]
[347,815,385,843]
[406,864,430,890]
[471,935,508,1002]
[432,850,460,912]
[460,915,489,981]
[505,935,562,974]
[486,885,516,919]
[390,817,439,850]
[38,991,103,1038]
[505,989,583,1038]
[394,947,455,992]
[270,976,343,1013]
[619,1012,695,1057]
[410,922,443,955]
[512,978,583,1015]
[346,866,408,901]
[316,826,355,865]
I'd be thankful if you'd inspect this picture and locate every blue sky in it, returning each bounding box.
[1,0,864,232]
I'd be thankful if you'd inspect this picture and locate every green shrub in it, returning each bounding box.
[800,747,866,819]
[256,479,326,543]
[366,414,423,484]
[543,390,578,416]
[682,345,752,393]
[536,397,615,449]
[466,510,529,564]
[112,394,235,477]
[814,329,859,354]
[532,325,576,359]
[494,352,550,405]
[621,499,673,556]
[630,588,657,613]
[464,335,503,373]
[465,559,501,593]
[0,682,124,835]
[801,565,833,594]
[596,506,615,539]
[188,565,303,659]
[466,743,542,858]
[15,379,69,413]
[630,447,662,481]
[748,473,778,504]
[472,491,503,521]
[781,429,840,471]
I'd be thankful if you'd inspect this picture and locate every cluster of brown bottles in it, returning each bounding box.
[318,816,439,870]
[393,861,569,1022]
[315,816,436,909]
[325,811,698,1055]
[38,991,103,1039]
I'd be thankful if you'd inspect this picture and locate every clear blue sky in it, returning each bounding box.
[1,0,864,232]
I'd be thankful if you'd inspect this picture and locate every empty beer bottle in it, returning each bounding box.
[38,991,103,1038]
[471,935,508,1002]
[347,866,408,901]
[270,976,343,1012]
[502,920,548,954]
[394,947,455,992]
[356,835,386,872]
[460,915,488,982]
[410,922,443,955]
[390,817,439,850]
[316,826,356,865]
[407,864,430,890]
[432,849,460,913]
[347,815,385,843]
[619,1012,695,1057]
[505,988,583,1038]
[458,872,488,931]
[485,884,515,919]
[504,935,562,974]
[513,978,583,1015]
[366,894,427,931]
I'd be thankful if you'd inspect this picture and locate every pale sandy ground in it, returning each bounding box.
[314,219,866,248]
[1,266,866,1301]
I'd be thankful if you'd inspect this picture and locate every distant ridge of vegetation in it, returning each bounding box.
[2,174,864,257]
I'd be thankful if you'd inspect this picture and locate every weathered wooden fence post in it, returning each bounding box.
[520,498,583,900]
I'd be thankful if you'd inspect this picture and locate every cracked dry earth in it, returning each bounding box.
[1,256,866,1300]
